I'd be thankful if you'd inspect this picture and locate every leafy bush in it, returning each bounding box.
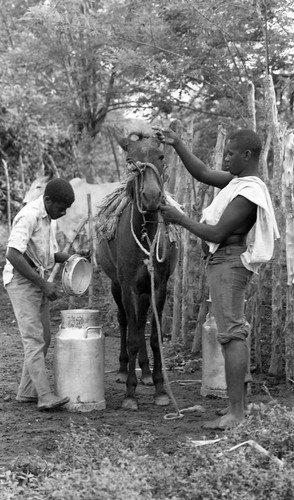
[1,404,294,500]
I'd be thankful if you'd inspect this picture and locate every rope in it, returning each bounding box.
[126,160,193,420]
[143,223,206,421]
[156,212,168,263]
[129,161,168,263]
[130,203,150,257]
[145,231,183,420]
[134,172,146,214]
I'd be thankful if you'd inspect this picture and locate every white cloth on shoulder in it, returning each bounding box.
[201,176,280,273]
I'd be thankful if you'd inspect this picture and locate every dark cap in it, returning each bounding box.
[44,178,75,206]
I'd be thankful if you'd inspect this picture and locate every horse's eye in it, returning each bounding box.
[159,155,164,161]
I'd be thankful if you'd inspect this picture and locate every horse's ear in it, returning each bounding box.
[43,151,60,178]
[117,137,129,151]
[111,125,129,151]
[43,166,54,180]
[36,164,45,177]
[150,135,162,148]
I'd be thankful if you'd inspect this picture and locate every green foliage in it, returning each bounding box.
[0,0,293,189]
[1,404,294,499]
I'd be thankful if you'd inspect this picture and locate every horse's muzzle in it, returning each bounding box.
[141,188,162,212]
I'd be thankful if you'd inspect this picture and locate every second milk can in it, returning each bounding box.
[201,300,227,399]
[54,309,106,412]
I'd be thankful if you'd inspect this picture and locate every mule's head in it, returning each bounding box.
[118,132,166,212]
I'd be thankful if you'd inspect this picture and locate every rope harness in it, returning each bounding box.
[128,160,168,263]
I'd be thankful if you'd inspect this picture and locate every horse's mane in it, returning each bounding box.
[95,164,140,240]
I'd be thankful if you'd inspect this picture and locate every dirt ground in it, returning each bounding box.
[1,254,294,470]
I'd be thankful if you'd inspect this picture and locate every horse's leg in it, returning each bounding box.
[111,281,128,384]
[150,284,169,406]
[121,288,141,410]
[138,294,153,386]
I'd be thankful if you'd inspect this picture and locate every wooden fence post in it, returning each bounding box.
[168,119,184,342]
[191,124,226,353]
[2,160,11,234]
[87,193,95,308]
[19,152,26,196]
[264,74,287,378]
[180,119,195,344]
[166,118,197,344]
[247,81,257,132]
[282,131,294,382]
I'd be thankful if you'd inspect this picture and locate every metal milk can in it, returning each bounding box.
[54,309,106,412]
[200,301,227,398]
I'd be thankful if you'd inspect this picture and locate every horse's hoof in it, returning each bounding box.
[122,397,138,410]
[116,372,127,384]
[141,375,153,386]
[154,394,169,406]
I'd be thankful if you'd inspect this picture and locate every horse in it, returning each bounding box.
[96,133,179,410]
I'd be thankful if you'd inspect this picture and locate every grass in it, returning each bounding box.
[1,403,294,500]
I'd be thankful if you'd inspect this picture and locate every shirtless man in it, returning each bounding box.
[154,127,278,429]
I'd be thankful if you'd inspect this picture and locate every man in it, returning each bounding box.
[154,127,279,429]
[3,178,75,411]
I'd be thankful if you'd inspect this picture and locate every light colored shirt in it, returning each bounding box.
[201,176,280,273]
[3,195,58,286]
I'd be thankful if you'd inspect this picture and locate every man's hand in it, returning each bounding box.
[152,127,180,146]
[160,205,185,225]
[41,281,61,301]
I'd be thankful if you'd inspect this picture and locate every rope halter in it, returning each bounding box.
[126,160,168,263]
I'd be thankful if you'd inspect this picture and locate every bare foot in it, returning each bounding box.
[216,406,249,417]
[202,413,245,430]
[215,406,229,416]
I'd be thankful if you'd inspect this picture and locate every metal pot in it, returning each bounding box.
[62,255,93,296]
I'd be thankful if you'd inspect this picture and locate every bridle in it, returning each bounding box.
[126,159,164,214]
[126,159,168,262]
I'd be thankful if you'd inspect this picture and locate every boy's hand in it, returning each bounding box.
[41,281,61,301]
[76,249,91,261]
